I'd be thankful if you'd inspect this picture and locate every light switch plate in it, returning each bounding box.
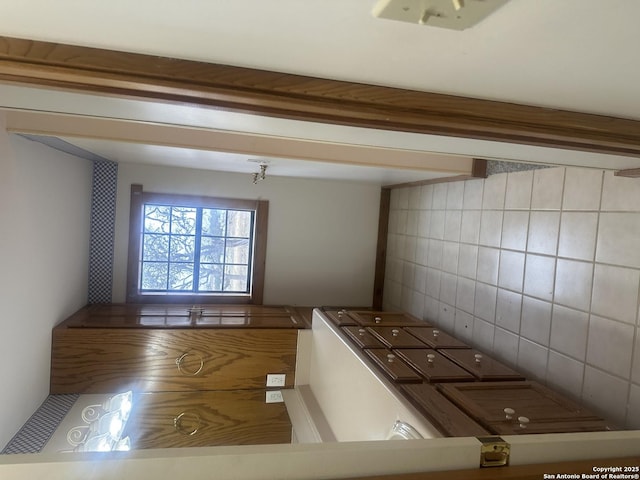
[372,0,510,30]
[266,373,286,387]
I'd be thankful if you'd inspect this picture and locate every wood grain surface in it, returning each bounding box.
[50,328,297,393]
[127,390,292,448]
[2,36,640,157]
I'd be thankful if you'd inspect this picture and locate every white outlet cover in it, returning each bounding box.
[266,373,286,387]
[372,0,510,30]
[265,390,284,403]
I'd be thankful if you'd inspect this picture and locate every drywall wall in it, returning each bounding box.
[112,163,381,306]
[0,124,92,449]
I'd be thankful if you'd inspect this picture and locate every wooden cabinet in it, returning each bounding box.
[395,349,475,383]
[363,349,423,383]
[368,326,428,348]
[438,381,613,435]
[126,390,292,448]
[405,327,469,349]
[439,349,525,381]
[350,310,429,327]
[50,304,303,394]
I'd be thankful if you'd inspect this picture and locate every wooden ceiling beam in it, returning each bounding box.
[1,36,640,158]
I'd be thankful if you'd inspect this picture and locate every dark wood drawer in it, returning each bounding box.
[400,384,489,437]
[395,349,475,383]
[324,309,359,326]
[350,311,429,327]
[363,349,423,383]
[437,381,611,435]
[439,349,525,381]
[341,326,387,348]
[405,327,470,349]
[367,326,429,348]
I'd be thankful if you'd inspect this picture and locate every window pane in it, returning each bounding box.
[142,234,169,261]
[171,207,197,234]
[202,209,226,236]
[198,264,223,291]
[168,263,194,290]
[225,238,250,264]
[141,262,168,290]
[200,237,225,263]
[144,205,171,233]
[227,210,252,238]
[169,235,195,262]
[224,265,248,292]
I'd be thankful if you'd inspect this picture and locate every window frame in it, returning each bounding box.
[126,184,268,304]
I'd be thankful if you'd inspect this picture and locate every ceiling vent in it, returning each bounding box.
[372,0,509,30]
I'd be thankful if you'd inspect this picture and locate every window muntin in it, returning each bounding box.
[126,185,268,304]
[140,204,255,294]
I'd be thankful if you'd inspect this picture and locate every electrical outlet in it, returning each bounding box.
[265,390,284,403]
[266,373,286,387]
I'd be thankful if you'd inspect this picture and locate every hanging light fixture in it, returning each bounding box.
[252,164,268,184]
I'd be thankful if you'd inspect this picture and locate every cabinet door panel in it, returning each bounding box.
[127,391,292,448]
[51,328,297,393]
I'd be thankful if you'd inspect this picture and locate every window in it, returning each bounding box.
[127,185,268,304]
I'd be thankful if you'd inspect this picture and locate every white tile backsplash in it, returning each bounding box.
[527,211,560,255]
[463,180,483,210]
[596,212,640,268]
[586,315,634,378]
[523,254,556,301]
[546,350,585,399]
[479,210,503,247]
[557,212,598,261]
[520,296,552,346]
[460,210,481,244]
[505,170,533,210]
[444,210,462,241]
[582,366,630,426]
[563,168,603,211]
[517,338,548,381]
[384,166,640,428]
[474,282,497,323]
[482,174,507,210]
[476,246,500,285]
[591,264,640,325]
[495,288,522,333]
[601,171,640,211]
[501,211,529,251]
[498,250,525,292]
[550,305,589,361]
[531,167,565,210]
[457,244,478,279]
[554,259,593,311]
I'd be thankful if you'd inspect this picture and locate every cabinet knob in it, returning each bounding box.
[387,353,396,363]
[426,353,435,363]
[432,329,439,338]
[374,316,382,324]
[358,328,366,336]
[174,411,201,436]
[503,408,515,420]
[474,353,483,363]
[391,328,400,337]
[518,416,530,429]
[176,352,204,376]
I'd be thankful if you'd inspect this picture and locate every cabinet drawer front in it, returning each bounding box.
[128,391,292,448]
[51,328,297,393]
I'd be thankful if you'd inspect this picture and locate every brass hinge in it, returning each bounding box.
[478,436,510,467]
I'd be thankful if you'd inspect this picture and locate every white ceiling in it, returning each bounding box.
[1,0,639,182]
